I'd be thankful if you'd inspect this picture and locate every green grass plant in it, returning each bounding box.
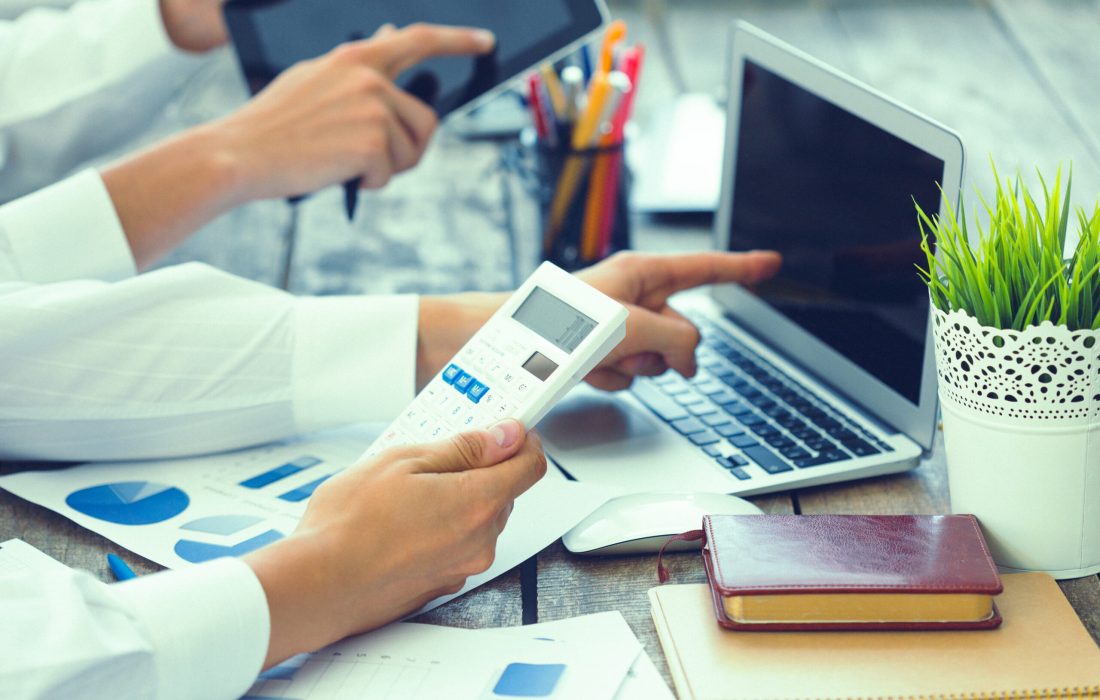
[917,162,1100,331]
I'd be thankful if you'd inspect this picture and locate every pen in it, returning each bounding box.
[344,178,360,221]
[539,64,568,120]
[107,552,136,582]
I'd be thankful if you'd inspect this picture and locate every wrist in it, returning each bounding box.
[417,293,504,389]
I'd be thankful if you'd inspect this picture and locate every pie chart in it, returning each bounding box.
[65,481,189,525]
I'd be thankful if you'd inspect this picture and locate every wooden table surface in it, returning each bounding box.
[3,0,1100,693]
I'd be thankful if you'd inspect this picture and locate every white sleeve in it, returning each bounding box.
[0,0,210,201]
[0,558,270,700]
[0,262,419,461]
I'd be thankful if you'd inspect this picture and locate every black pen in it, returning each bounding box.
[344,177,361,220]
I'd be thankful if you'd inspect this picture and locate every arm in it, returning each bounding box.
[414,251,784,390]
[0,0,222,202]
[1,421,544,698]
[102,23,494,268]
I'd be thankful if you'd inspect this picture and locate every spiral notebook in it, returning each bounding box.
[649,573,1100,700]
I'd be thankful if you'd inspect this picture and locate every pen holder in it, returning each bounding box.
[530,135,632,272]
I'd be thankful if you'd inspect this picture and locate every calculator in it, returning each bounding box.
[362,262,629,458]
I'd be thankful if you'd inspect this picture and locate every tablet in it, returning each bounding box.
[224,0,609,117]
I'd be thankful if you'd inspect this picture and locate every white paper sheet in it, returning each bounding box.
[497,612,674,700]
[0,538,69,576]
[244,619,639,700]
[0,425,621,613]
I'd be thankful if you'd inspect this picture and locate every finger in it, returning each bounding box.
[369,24,496,80]
[617,351,670,377]
[372,23,397,39]
[617,306,701,379]
[378,79,438,151]
[632,251,783,306]
[383,107,421,174]
[584,366,635,391]
[467,430,547,502]
[413,418,526,474]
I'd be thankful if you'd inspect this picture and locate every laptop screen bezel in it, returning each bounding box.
[710,21,965,451]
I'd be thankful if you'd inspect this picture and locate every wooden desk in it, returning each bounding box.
[3,0,1099,691]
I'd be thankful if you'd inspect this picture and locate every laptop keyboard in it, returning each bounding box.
[629,316,893,482]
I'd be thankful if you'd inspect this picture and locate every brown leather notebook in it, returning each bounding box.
[702,514,1003,630]
[649,573,1100,700]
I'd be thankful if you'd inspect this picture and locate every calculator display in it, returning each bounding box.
[512,287,597,354]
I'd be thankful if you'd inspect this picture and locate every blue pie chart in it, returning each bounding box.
[65,481,189,525]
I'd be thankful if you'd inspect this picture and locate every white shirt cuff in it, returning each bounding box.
[292,294,420,429]
[112,557,269,700]
[0,169,135,282]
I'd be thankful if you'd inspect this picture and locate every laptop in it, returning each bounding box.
[539,21,965,496]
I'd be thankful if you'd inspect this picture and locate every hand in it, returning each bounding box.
[576,251,782,389]
[244,419,546,668]
[159,0,229,53]
[212,23,496,199]
[414,251,781,391]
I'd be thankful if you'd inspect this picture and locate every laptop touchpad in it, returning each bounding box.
[539,389,659,450]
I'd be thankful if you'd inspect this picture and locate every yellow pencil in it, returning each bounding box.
[539,65,568,120]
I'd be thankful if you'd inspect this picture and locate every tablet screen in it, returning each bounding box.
[224,0,606,116]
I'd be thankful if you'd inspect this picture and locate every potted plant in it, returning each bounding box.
[917,164,1100,579]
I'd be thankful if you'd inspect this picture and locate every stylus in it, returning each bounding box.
[344,177,360,221]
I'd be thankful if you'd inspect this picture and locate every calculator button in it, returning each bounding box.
[442,364,462,384]
[453,372,474,392]
[467,381,489,403]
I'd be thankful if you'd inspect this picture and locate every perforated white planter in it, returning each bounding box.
[933,307,1100,579]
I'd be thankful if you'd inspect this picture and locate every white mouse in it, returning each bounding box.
[562,492,763,555]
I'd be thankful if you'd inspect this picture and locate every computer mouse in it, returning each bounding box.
[562,492,763,555]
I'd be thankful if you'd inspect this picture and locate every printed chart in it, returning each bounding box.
[65,481,189,525]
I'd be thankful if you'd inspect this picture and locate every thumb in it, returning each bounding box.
[416,418,526,474]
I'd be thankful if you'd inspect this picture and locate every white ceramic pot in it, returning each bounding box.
[932,307,1100,579]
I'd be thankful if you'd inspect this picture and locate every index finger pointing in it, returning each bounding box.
[373,23,496,80]
[638,251,783,304]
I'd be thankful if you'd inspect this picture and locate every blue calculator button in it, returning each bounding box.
[467,381,489,403]
[442,364,462,384]
[454,372,475,392]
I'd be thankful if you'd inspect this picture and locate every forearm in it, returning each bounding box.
[101,126,245,269]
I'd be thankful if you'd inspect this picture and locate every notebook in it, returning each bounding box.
[539,21,964,496]
[649,573,1100,700]
[700,514,1003,631]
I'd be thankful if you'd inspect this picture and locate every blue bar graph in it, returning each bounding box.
[278,473,337,503]
[240,456,322,489]
[174,529,284,563]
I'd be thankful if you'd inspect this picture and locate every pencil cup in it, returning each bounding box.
[529,133,632,272]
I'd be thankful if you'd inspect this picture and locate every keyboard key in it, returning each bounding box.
[631,381,690,422]
[795,455,832,468]
[715,456,734,469]
[781,446,811,460]
[670,417,707,435]
[845,440,880,457]
[735,413,765,426]
[729,454,749,467]
[729,467,752,481]
[703,445,723,458]
[689,430,720,446]
[702,413,733,427]
[729,434,758,448]
[752,424,779,438]
[673,391,706,406]
[692,381,726,395]
[742,445,794,474]
[764,435,794,449]
[687,402,719,416]
[716,424,744,438]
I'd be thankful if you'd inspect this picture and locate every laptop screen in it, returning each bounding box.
[726,59,944,404]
